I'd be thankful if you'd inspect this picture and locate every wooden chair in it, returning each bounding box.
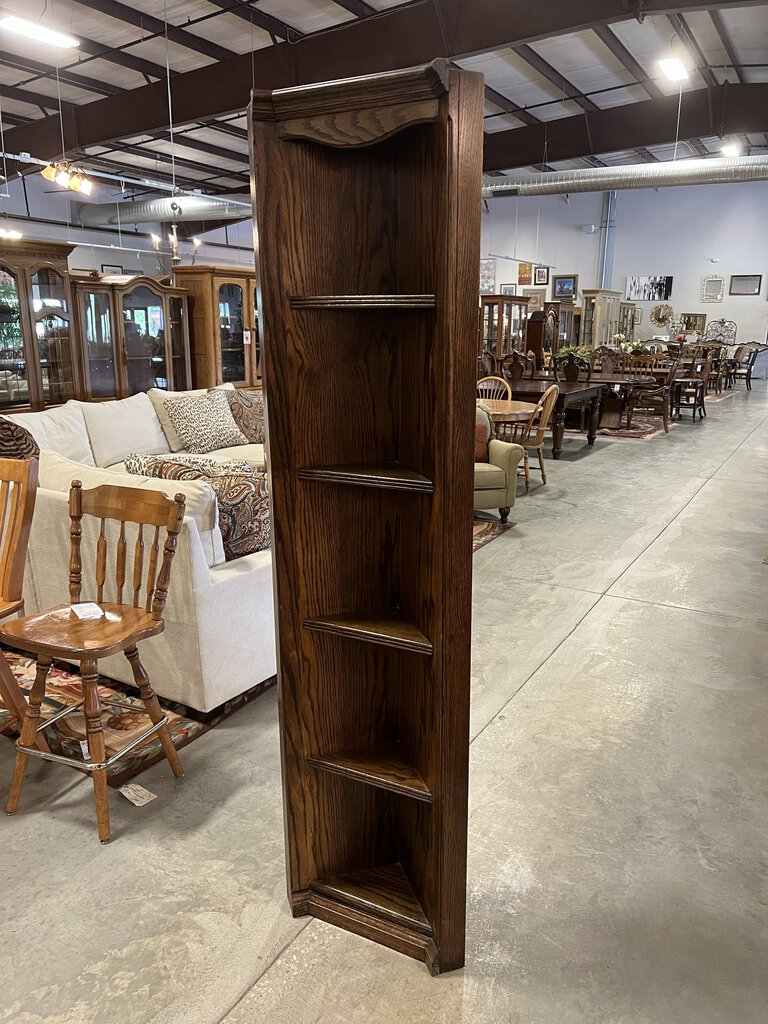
[0,458,43,745]
[626,360,679,433]
[733,348,758,390]
[476,375,511,401]
[673,356,711,421]
[0,481,187,843]
[500,351,534,382]
[478,350,497,378]
[517,384,559,492]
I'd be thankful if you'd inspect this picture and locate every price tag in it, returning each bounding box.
[243,330,252,345]
[79,739,90,759]
[118,783,158,807]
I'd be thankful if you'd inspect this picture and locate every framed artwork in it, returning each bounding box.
[521,287,546,312]
[634,308,643,325]
[101,263,123,274]
[479,258,496,295]
[500,283,517,296]
[552,274,578,300]
[681,313,706,334]
[534,266,549,286]
[625,275,673,301]
[518,262,532,286]
[729,274,762,296]
[701,275,725,302]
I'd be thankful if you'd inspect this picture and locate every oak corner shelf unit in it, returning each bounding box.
[249,59,483,974]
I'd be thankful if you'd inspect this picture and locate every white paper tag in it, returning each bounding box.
[118,783,158,807]
[70,602,104,621]
[243,330,252,345]
[79,739,90,759]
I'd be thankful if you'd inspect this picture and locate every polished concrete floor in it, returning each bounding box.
[2,384,767,1024]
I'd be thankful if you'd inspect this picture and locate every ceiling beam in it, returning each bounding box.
[331,0,376,16]
[201,0,302,42]
[667,13,719,89]
[708,9,745,83]
[591,24,664,99]
[482,83,768,170]
[3,0,762,165]
[0,49,121,96]
[69,0,236,62]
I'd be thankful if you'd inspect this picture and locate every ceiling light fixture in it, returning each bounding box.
[0,228,22,240]
[40,163,56,182]
[0,15,79,48]
[658,57,689,82]
[40,160,94,195]
[720,142,741,157]
[54,165,71,188]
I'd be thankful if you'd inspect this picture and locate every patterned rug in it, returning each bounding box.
[0,650,275,787]
[473,519,516,552]
[596,415,672,440]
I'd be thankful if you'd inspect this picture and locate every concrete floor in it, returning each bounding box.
[2,384,767,1024]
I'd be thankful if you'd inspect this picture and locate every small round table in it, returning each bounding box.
[477,398,539,441]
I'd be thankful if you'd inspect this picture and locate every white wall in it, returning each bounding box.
[483,181,768,343]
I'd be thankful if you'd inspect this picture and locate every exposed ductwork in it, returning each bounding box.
[482,156,768,197]
[77,194,250,227]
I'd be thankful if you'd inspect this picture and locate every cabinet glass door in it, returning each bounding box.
[0,266,27,409]
[218,282,245,383]
[122,285,165,394]
[32,267,75,405]
[82,289,118,398]
[168,296,189,390]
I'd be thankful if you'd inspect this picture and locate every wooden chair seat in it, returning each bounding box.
[0,603,164,660]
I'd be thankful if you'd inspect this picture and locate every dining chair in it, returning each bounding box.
[0,457,42,745]
[476,375,511,401]
[732,348,758,390]
[626,360,679,433]
[1,480,187,843]
[673,356,711,421]
[517,384,559,492]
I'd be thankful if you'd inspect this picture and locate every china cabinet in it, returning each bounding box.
[0,239,79,411]
[173,265,260,388]
[579,289,623,348]
[479,294,529,358]
[72,273,191,399]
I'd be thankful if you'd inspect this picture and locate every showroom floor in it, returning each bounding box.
[2,384,767,1024]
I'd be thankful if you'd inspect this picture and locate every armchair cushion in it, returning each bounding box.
[475,404,491,462]
[474,462,506,490]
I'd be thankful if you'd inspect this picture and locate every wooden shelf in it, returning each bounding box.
[311,864,432,935]
[297,463,433,493]
[289,294,435,309]
[304,610,433,654]
[308,742,432,802]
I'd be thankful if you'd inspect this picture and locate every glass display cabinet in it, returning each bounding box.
[0,239,79,412]
[479,294,530,359]
[173,265,261,388]
[72,273,191,399]
[618,301,638,343]
[579,289,623,349]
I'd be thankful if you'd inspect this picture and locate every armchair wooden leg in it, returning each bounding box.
[6,656,51,815]
[125,647,183,779]
[537,446,547,485]
[82,659,110,844]
[499,507,510,524]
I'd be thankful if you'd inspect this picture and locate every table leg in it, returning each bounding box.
[552,403,565,460]
[0,651,50,753]
[587,395,600,446]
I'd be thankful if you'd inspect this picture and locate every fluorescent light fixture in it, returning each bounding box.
[659,57,689,82]
[0,15,79,48]
[720,142,741,157]
[0,228,22,239]
[54,165,71,187]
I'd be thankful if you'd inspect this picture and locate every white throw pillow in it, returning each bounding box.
[164,390,248,454]
[3,401,96,466]
[76,393,170,468]
[38,450,225,567]
[148,384,235,452]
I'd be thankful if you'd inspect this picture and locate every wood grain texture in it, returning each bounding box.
[250,61,482,974]
[279,100,440,147]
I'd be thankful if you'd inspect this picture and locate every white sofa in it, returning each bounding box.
[3,389,276,713]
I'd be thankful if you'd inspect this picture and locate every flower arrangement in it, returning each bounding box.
[612,332,626,345]
[620,340,649,354]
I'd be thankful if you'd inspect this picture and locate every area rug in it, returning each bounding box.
[0,649,275,787]
[596,415,673,440]
[473,520,516,552]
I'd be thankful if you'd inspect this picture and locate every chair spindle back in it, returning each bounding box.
[0,457,38,608]
[476,375,511,401]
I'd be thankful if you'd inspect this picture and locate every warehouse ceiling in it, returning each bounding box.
[0,0,766,221]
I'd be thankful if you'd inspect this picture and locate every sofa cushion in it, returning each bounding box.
[475,405,491,463]
[148,384,235,452]
[205,443,265,469]
[76,393,170,468]
[474,462,506,490]
[214,388,265,444]
[38,450,224,568]
[3,401,96,466]
[165,390,248,454]
[0,416,40,460]
[125,454,270,561]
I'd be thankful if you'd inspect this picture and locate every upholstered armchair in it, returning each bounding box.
[474,404,524,523]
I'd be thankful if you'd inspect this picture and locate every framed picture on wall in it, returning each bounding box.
[500,283,517,296]
[534,266,549,286]
[552,274,578,300]
[625,275,673,301]
[701,275,725,302]
[101,263,123,275]
[518,262,533,286]
[522,288,546,312]
[681,313,707,334]
[479,258,496,295]
[729,274,762,296]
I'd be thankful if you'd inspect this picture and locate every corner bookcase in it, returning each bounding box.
[249,60,483,974]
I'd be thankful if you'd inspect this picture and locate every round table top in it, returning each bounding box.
[477,398,539,422]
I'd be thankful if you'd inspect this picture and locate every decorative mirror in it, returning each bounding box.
[701,275,725,303]
[650,303,674,328]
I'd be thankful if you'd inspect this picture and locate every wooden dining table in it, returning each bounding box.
[503,379,608,459]
[476,398,539,440]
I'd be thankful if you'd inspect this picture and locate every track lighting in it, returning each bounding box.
[55,166,71,188]
[40,161,94,195]
[41,164,56,182]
